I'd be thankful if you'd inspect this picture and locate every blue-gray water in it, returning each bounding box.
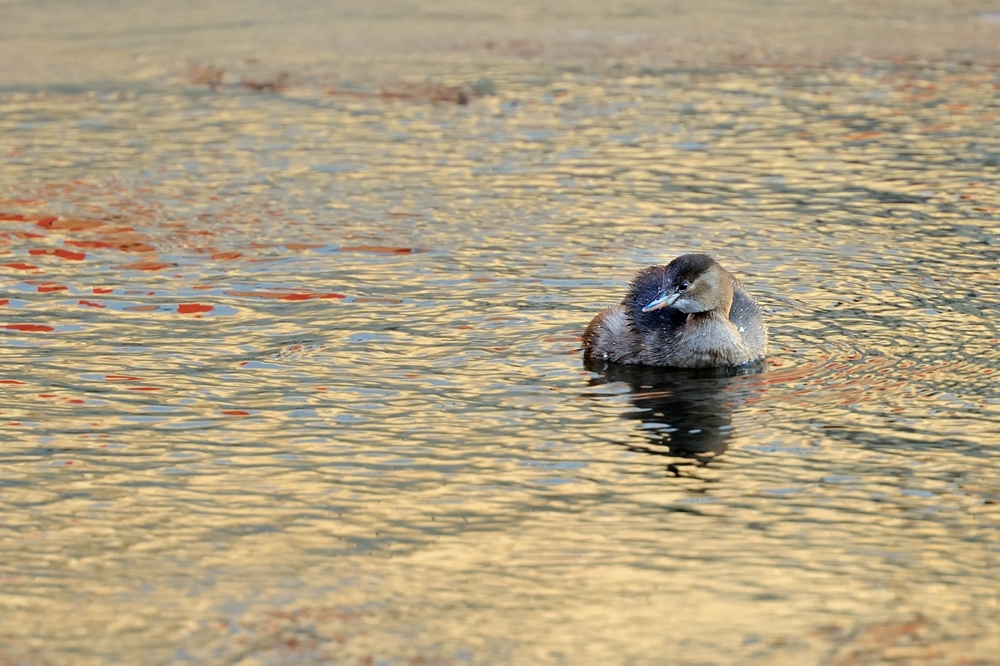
[1,2,999,664]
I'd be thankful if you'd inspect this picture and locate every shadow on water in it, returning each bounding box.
[583,358,766,475]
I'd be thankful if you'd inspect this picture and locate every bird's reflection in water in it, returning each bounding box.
[584,358,766,477]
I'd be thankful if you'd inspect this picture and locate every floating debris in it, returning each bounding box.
[327,80,489,105]
[240,72,291,93]
[186,63,225,90]
[186,63,292,93]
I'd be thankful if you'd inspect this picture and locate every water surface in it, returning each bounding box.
[1,11,999,666]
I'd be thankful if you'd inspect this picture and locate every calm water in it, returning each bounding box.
[2,8,1000,665]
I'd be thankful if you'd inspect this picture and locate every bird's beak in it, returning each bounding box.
[641,290,679,312]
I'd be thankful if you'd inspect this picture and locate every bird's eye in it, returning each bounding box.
[678,281,690,291]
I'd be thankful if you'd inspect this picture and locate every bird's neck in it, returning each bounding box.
[693,274,735,319]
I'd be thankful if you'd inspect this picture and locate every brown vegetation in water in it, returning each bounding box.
[186,63,225,89]
[185,61,483,104]
[241,71,292,93]
[327,81,479,105]
[186,62,293,93]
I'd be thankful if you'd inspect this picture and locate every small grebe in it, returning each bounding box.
[583,253,768,368]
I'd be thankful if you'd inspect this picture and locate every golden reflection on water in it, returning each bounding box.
[1,57,999,664]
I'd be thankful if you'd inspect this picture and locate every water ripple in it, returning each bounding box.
[1,58,998,664]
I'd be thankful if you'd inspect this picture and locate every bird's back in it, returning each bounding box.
[727,280,768,359]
